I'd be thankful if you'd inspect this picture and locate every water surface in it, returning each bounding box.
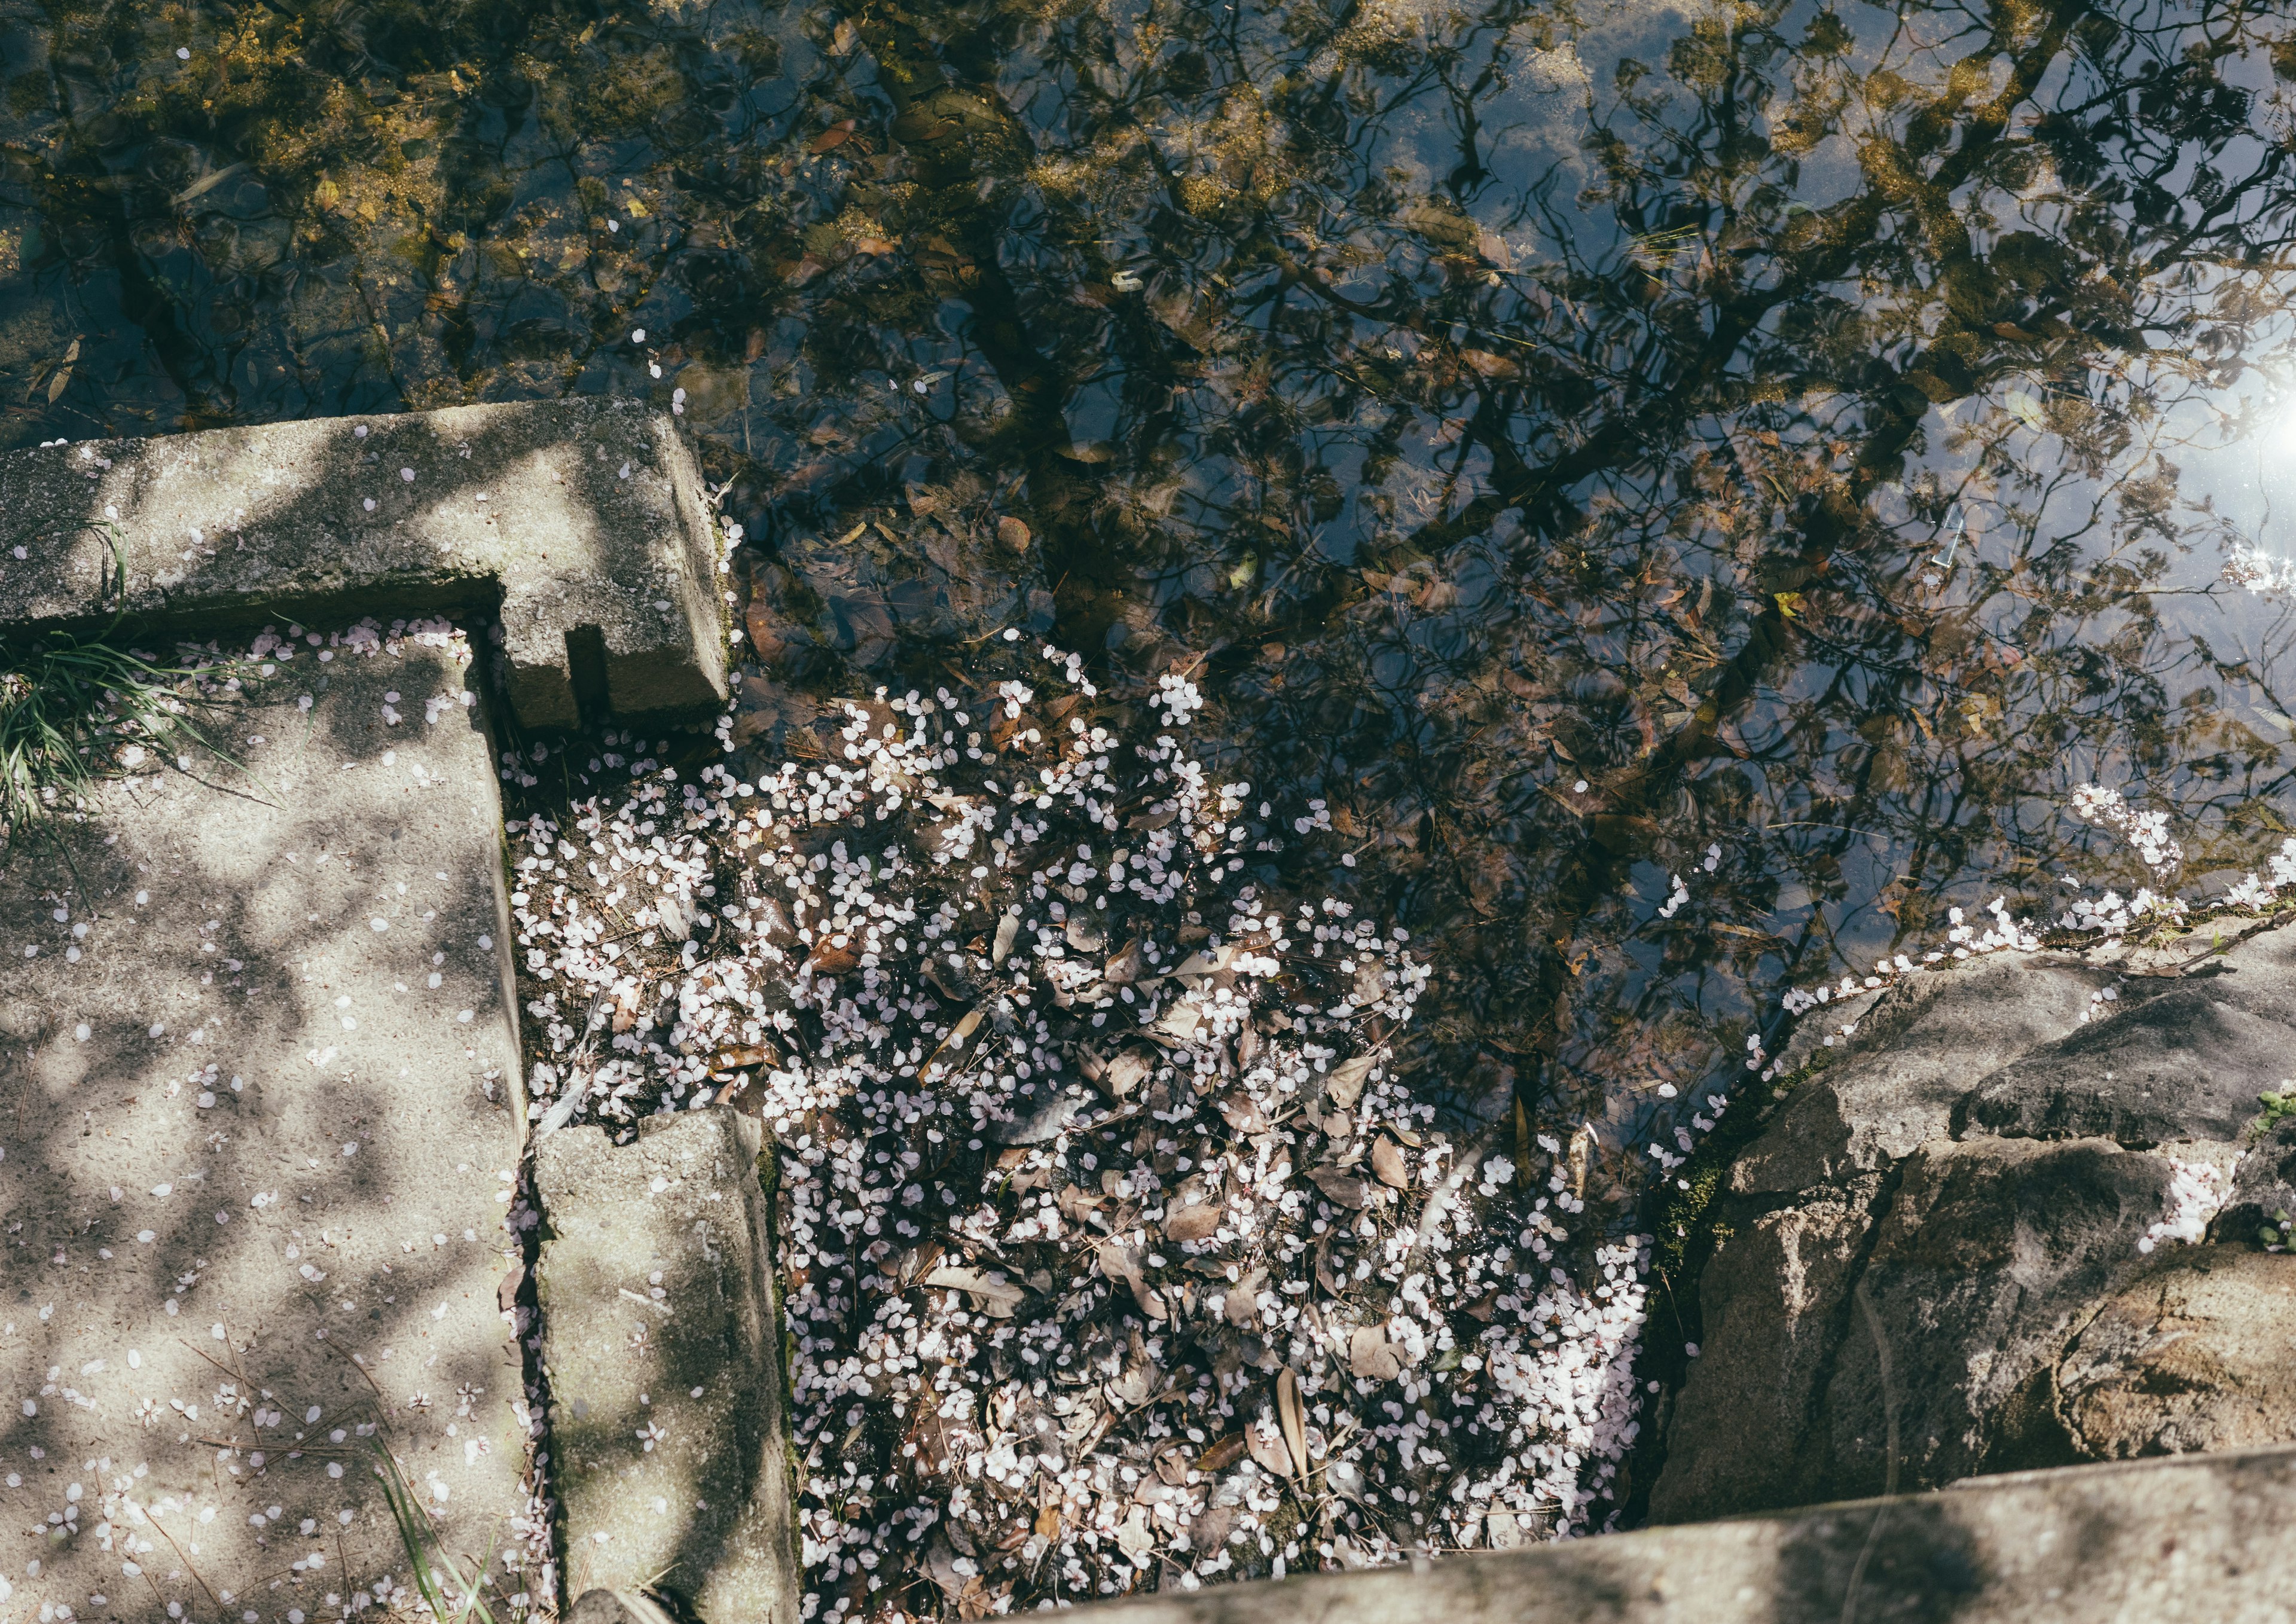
[9,0,2296,1385]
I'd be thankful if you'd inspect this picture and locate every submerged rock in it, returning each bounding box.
[1650,929,2296,1524]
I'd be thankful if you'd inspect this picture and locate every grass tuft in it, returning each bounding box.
[371,1439,513,1624]
[0,630,255,846]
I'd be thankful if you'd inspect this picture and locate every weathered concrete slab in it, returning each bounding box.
[1074,1445,2296,1624]
[534,1109,797,1624]
[0,398,728,728]
[0,625,532,1623]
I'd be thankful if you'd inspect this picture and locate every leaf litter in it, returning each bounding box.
[503,634,1677,1620]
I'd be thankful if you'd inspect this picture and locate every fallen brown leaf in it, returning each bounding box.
[1245,1410,1296,1479]
[1192,1503,1234,1552]
[1164,1202,1222,1242]
[1325,1055,1375,1109]
[805,941,860,976]
[1349,1326,1403,1381]
[1219,1093,1269,1134]
[921,1264,1025,1319]
[1275,1367,1306,1482]
[1196,1434,1247,1472]
[1103,1049,1152,1098]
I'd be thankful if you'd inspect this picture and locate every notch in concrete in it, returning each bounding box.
[567,624,612,727]
[0,398,729,730]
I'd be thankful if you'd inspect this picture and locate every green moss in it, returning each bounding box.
[1648,1055,1822,1277]
[2258,1089,2296,1137]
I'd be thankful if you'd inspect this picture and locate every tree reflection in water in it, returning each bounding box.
[9,0,2296,1583]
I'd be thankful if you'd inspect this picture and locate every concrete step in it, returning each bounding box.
[1070,1446,2296,1624]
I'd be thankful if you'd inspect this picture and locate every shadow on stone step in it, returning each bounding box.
[535,1107,799,1624]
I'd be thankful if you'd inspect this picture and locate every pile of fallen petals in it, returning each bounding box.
[505,639,1657,1620]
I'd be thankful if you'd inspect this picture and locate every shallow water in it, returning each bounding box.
[8,0,2296,1223]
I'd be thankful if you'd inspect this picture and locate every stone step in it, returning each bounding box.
[0,403,787,1624]
[534,1109,798,1624]
[0,397,728,728]
[0,625,533,1624]
[1067,1445,2296,1623]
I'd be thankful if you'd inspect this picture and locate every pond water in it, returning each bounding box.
[10,0,2296,1589]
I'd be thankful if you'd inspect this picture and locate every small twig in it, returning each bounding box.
[176,1336,248,1385]
[143,1510,223,1614]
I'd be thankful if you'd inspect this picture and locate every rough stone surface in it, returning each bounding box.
[2059,1247,2296,1458]
[566,1588,680,1624]
[0,398,727,728]
[534,1109,797,1624]
[1728,953,2116,1198]
[1071,1445,2296,1624]
[0,632,531,1623]
[1653,1177,1882,1515]
[2215,1115,2296,1248]
[1964,986,2292,1144]
[1653,928,2296,1524]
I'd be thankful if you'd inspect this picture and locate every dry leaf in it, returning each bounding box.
[996,515,1031,549]
[924,1532,969,1601]
[921,1264,1024,1319]
[1244,1410,1296,1479]
[1164,1202,1222,1242]
[919,1006,984,1076]
[991,911,1019,965]
[1172,945,1235,979]
[1275,1367,1306,1482]
[1370,1136,1409,1189]
[1348,1327,1403,1381]
[1195,1434,1247,1473]
[1104,939,1146,984]
[1218,1093,1269,1134]
[709,1043,778,1074]
[1192,1503,1234,1552]
[1034,1504,1062,1538]
[1325,1054,1375,1109]
[1102,1049,1152,1098]
[1307,1165,1368,1210]
[1098,1241,1168,1320]
[47,337,78,404]
[1223,1267,1265,1327]
[1154,1002,1203,1042]
[1097,1240,1145,1290]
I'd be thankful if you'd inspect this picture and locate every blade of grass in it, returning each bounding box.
[370,1438,506,1624]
